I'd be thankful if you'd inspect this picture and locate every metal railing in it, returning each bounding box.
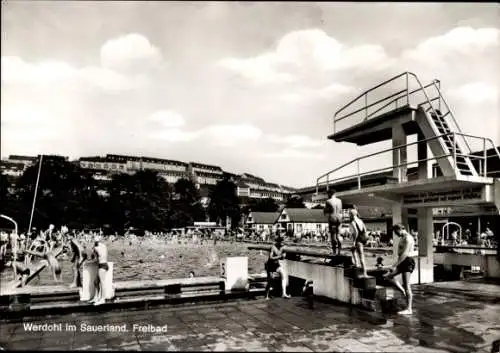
[332,72,469,154]
[315,132,499,195]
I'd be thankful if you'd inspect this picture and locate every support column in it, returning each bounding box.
[417,208,434,284]
[391,202,408,263]
[417,131,429,179]
[392,125,408,183]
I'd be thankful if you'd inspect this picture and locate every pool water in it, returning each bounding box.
[0,240,387,287]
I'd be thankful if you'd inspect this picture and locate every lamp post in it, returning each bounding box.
[1,214,19,280]
[0,214,18,235]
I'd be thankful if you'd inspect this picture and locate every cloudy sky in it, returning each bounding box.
[2,2,499,187]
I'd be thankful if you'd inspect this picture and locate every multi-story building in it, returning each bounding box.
[79,156,127,173]
[188,162,224,187]
[5,155,37,167]
[0,160,25,177]
[2,153,297,202]
[236,174,294,201]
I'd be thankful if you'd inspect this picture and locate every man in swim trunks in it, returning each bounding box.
[323,189,343,255]
[384,223,416,315]
[93,235,109,305]
[66,232,86,288]
[264,235,291,300]
[349,208,369,277]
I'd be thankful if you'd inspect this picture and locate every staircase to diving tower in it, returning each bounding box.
[314,72,500,213]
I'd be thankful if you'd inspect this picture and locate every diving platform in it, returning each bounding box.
[329,104,420,145]
[315,71,500,285]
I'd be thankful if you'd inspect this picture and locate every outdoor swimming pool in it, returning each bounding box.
[0,240,387,287]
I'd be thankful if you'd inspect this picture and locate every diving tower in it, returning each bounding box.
[315,72,500,284]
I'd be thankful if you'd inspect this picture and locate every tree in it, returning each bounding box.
[106,170,171,232]
[208,177,241,228]
[247,197,279,213]
[170,178,205,228]
[15,156,101,230]
[285,194,306,208]
[0,173,17,227]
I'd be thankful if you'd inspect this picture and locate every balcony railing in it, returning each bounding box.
[316,132,500,195]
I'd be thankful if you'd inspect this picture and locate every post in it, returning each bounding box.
[417,131,428,179]
[417,207,434,284]
[452,133,456,168]
[28,155,43,231]
[406,73,409,105]
[483,138,487,177]
[326,175,329,191]
[357,160,361,189]
[364,94,368,120]
[392,125,407,183]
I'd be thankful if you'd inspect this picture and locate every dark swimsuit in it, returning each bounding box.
[396,257,416,274]
[265,247,282,273]
[353,220,369,245]
[98,262,109,271]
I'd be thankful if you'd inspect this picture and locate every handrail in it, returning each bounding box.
[335,88,407,123]
[316,132,497,194]
[336,80,439,124]
[317,153,453,190]
[334,72,409,120]
[428,80,472,154]
[317,131,456,185]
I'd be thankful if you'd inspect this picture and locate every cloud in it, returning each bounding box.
[150,122,263,147]
[1,33,161,92]
[149,128,200,142]
[1,56,146,92]
[148,110,186,128]
[399,27,499,84]
[217,29,393,84]
[203,124,263,146]
[263,148,325,159]
[100,33,162,73]
[448,82,498,104]
[217,55,295,85]
[402,27,499,63]
[279,83,354,104]
[266,134,323,148]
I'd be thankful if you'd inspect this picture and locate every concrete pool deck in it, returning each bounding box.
[1,284,499,352]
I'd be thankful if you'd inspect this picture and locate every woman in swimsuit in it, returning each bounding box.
[264,235,291,300]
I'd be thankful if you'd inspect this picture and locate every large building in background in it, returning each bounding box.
[1,153,296,201]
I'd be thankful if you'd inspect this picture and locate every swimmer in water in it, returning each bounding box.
[23,247,62,283]
[92,235,109,306]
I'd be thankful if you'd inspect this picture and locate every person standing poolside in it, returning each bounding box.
[349,208,369,277]
[92,235,109,306]
[384,223,416,315]
[67,232,85,288]
[264,235,291,300]
[323,189,343,255]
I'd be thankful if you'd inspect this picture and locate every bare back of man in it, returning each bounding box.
[324,190,343,255]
